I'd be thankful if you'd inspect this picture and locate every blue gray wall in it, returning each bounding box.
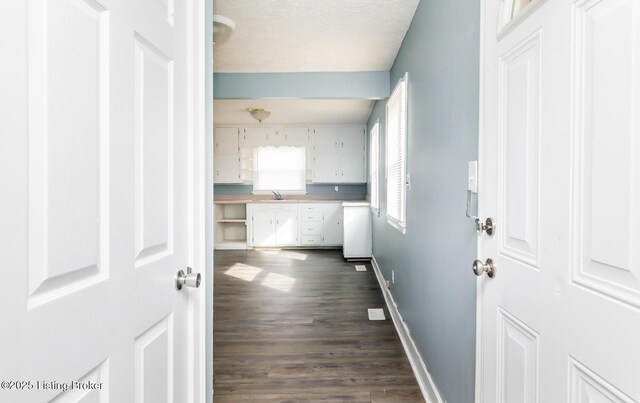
[366,0,479,401]
[215,184,366,197]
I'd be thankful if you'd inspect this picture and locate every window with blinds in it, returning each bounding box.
[252,146,306,194]
[385,73,408,233]
[369,121,380,214]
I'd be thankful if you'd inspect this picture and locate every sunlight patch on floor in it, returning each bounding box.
[225,263,263,282]
[261,272,296,292]
[256,248,308,261]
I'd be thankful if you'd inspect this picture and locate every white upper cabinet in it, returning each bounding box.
[284,126,311,145]
[284,126,313,181]
[214,127,240,183]
[216,124,365,184]
[313,125,366,183]
[240,126,272,148]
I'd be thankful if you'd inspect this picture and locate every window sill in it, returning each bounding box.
[386,216,406,235]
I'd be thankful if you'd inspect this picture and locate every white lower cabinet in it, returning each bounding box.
[322,203,343,245]
[249,202,343,248]
[250,204,299,247]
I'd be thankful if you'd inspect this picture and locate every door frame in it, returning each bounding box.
[474,1,487,402]
[189,0,214,402]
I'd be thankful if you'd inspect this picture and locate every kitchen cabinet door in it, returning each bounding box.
[215,155,240,183]
[312,127,340,183]
[240,126,271,148]
[215,127,239,155]
[215,127,241,183]
[322,203,343,245]
[339,126,366,183]
[275,210,299,246]
[252,210,276,246]
[284,127,312,181]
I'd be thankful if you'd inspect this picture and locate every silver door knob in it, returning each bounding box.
[175,267,201,290]
[472,258,496,278]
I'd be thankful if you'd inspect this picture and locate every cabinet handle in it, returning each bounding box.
[270,219,272,225]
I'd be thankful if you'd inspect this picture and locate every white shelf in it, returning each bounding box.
[215,240,247,250]
[215,203,248,250]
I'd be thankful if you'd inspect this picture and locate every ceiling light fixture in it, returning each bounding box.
[213,15,236,48]
[247,108,271,123]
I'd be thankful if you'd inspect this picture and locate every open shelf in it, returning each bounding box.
[215,203,248,250]
[216,219,246,223]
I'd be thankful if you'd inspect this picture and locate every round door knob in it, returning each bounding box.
[176,268,201,290]
[472,258,496,278]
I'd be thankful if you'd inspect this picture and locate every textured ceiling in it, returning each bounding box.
[213,0,420,72]
[214,99,375,125]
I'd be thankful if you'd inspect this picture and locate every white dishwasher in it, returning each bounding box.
[342,201,372,260]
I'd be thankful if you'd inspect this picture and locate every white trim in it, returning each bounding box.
[188,0,209,401]
[203,0,214,402]
[371,256,443,403]
[475,0,488,402]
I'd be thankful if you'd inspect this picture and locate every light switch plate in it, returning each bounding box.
[468,161,478,193]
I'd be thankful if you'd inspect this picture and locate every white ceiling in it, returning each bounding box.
[214,99,375,125]
[213,0,420,73]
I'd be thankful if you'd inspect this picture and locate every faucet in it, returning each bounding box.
[272,191,283,200]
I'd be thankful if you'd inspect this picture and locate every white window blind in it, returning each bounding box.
[253,146,306,193]
[385,74,408,233]
[369,121,380,214]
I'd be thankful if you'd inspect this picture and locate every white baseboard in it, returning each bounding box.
[371,256,444,403]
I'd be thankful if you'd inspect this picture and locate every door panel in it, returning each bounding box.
[134,35,174,267]
[498,32,540,269]
[479,0,640,401]
[27,0,109,306]
[571,0,640,309]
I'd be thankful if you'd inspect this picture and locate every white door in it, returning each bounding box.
[313,127,340,183]
[0,0,202,401]
[275,211,299,246]
[339,126,366,183]
[252,210,276,247]
[478,0,640,401]
[322,203,343,246]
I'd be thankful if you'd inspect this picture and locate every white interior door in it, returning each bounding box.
[478,0,640,401]
[0,0,203,401]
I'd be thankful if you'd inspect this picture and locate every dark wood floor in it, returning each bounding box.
[213,249,424,402]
